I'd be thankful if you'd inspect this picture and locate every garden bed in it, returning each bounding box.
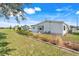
[33,33,79,52]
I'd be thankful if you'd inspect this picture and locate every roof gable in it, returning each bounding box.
[32,20,64,26]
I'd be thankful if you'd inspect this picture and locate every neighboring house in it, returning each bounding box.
[21,25,30,30]
[14,25,31,31]
[31,20,69,36]
[70,26,79,33]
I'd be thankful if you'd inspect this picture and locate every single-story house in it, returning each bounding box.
[31,20,69,36]
[70,25,79,33]
[21,25,31,30]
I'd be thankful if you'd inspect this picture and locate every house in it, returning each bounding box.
[21,25,31,30]
[70,25,79,33]
[31,20,69,36]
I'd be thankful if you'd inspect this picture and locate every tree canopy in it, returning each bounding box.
[0,3,27,23]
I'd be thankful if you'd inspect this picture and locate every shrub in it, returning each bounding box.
[16,29,33,36]
[39,37,49,42]
[33,34,40,39]
[54,36,64,46]
[17,27,21,30]
[48,36,64,46]
[33,34,64,46]
[37,34,51,42]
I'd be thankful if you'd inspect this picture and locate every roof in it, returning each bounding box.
[31,20,65,26]
[31,20,70,30]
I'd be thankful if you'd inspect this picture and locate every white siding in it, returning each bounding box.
[49,22,63,35]
[31,21,68,35]
[31,26,38,32]
[63,24,68,35]
[42,22,63,34]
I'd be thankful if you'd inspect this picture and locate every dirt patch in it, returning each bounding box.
[64,41,79,51]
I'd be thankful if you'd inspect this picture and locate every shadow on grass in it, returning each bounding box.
[0,32,16,56]
[0,47,16,56]
[0,32,7,39]
[72,33,79,35]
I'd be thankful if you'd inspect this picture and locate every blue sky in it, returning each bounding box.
[0,3,79,27]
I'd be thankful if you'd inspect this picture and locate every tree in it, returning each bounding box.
[0,3,27,23]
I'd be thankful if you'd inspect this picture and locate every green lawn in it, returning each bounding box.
[0,29,78,56]
[62,33,79,43]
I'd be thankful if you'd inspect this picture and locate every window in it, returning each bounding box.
[41,26,44,30]
[33,27,35,29]
[39,28,42,30]
[64,26,65,30]
[38,26,44,30]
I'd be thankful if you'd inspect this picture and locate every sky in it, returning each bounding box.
[0,3,79,27]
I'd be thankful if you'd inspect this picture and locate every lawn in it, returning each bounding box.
[0,29,78,56]
[62,33,79,43]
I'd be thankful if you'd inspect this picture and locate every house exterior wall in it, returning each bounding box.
[71,28,79,32]
[31,26,38,32]
[43,22,63,35]
[31,21,68,35]
[63,24,69,35]
[21,25,30,30]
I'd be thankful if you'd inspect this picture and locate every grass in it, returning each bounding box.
[62,33,79,43]
[0,29,78,56]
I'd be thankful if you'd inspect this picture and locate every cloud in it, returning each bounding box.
[63,10,75,17]
[34,7,41,11]
[24,8,35,14]
[56,9,63,11]
[56,6,72,12]
[56,7,75,18]
[76,11,79,14]
[0,21,19,27]
[24,7,41,14]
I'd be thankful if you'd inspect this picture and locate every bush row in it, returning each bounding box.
[33,34,79,51]
[15,27,79,51]
[33,34,64,47]
[16,29,33,36]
